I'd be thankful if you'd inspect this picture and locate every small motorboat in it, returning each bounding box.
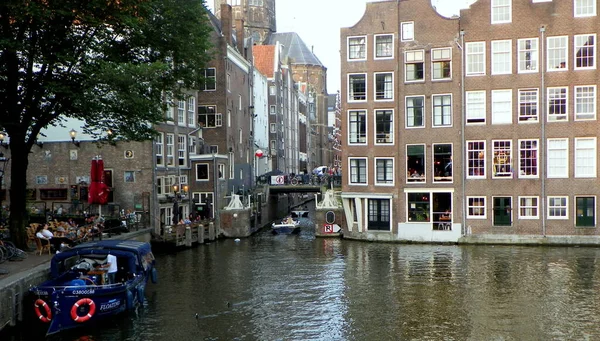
[291,210,309,218]
[29,240,157,336]
[271,217,301,235]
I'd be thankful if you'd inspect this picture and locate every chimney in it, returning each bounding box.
[235,19,245,55]
[221,4,232,45]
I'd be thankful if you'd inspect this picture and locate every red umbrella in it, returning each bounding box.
[88,156,109,205]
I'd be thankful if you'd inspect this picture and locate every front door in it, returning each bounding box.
[576,197,595,227]
[367,199,390,231]
[493,197,512,226]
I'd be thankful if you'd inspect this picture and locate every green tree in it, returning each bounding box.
[0,0,213,248]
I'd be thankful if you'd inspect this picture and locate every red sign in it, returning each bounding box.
[324,224,333,233]
[255,149,264,158]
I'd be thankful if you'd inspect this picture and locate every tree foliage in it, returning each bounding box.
[0,0,214,247]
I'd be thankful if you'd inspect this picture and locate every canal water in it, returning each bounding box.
[5,218,600,340]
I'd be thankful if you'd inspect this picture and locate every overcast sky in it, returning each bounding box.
[208,0,475,93]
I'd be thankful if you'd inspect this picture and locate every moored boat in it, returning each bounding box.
[29,240,157,336]
[271,217,300,235]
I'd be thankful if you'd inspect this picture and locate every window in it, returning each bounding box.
[166,133,174,166]
[467,197,486,219]
[406,96,425,128]
[218,164,225,179]
[39,189,68,201]
[407,144,425,183]
[196,164,209,181]
[466,42,485,75]
[349,158,367,184]
[201,68,216,91]
[198,105,222,128]
[519,196,539,219]
[433,144,452,182]
[348,74,366,101]
[491,0,511,24]
[229,151,234,179]
[375,158,394,185]
[575,85,596,120]
[574,0,596,17]
[238,95,242,112]
[492,40,512,74]
[348,110,367,144]
[177,100,185,125]
[401,22,414,41]
[432,94,452,127]
[187,97,195,126]
[166,102,174,121]
[227,109,231,127]
[374,72,393,100]
[519,139,538,178]
[547,138,568,178]
[575,196,595,227]
[155,133,164,165]
[407,193,430,222]
[375,34,393,58]
[375,109,393,144]
[575,137,596,177]
[548,196,568,219]
[226,73,231,91]
[547,36,568,71]
[269,123,276,133]
[492,89,512,124]
[348,36,366,60]
[492,140,512,178]
[518,38,538,72]
[269,85,276,96]
[575,34,595,69]
[189,136,197,155]
[269,105,276,115]
[548,87,568,121]
[466,91,486,124]
[518,89,538,122]
[467,141,486,178]
[178,135,186,166]
[405,50,424,82]
[432,48,452,80]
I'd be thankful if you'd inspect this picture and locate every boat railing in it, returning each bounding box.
[33,282,125,290]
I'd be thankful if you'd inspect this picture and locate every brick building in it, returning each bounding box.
[340,0,600,243]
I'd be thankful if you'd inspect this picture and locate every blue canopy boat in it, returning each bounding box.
[29,240,157,336]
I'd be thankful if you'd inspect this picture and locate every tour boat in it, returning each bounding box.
[29,240,157,336]
[271,218,301,235]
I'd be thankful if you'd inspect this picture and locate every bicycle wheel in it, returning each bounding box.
[291,178,298,186]
[1,243,15,260]
[0,246,6,264]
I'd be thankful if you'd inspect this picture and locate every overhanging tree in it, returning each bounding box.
[0,0,213,248]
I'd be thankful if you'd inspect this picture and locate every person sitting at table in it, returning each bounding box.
[36,224,74,252]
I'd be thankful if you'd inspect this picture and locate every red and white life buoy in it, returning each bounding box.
[34,299,52,323]
[70,298,96,323]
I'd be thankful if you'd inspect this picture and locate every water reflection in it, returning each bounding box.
[4,232,600,340]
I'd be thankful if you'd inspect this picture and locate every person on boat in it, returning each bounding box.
[106,254,118,284]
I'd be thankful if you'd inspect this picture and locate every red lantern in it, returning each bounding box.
[255,149,264,158]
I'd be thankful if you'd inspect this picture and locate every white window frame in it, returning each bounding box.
[166,133,175,166]
[431,47,452,80]
[467,140,486,179]
[348,73,367,102]
[196,163,210,181]
[574,0,596,17]
[574,85,596,120]
[401,22,414,41]
[518,196,539,219]
[348,157,368,185]
[518,139,539,178]
[432,94,452,127]
[574,137,597,178]
[466,90,486,124]
[405,50,425,82]
[466,42,486,76]
[374,34,394,59]
[547,36,568,71]
[491,40,512,75]
[574,34,596,69]
[491,0,512,24]
[547,87,568,122]
[375,109,394,145]
[547,138,568,178]
[155,133,164,166]
[202,68,216,91]
[405,95,425,128]
[177,100,185,125]
[518,88,539,122]
[518,38,538,73]
[492,140,513,178]
[375,157,394,186]
[374,72,394,101]
[491,89,513,124]
[348,110,367,145]
[177,135,186,167]
[187,97,195,126]
[547,196,568,220]
[467,196,487,219]
[348,36,367,61]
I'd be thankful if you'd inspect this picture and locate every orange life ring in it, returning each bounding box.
[34,299,52,323]
[70,298,96,323]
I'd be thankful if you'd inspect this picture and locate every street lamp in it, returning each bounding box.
[0,132,8,149]
[69,129,81,147]
[0,152,10,227]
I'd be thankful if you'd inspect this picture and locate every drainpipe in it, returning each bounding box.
[540,26,546,236]
[457,29,466,236]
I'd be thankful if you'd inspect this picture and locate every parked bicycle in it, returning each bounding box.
[0,240,28,263]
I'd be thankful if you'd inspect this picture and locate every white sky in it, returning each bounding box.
[208,0,475,93]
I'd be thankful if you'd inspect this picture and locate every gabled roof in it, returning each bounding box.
[267,32,323,67]
[253,45,276,77]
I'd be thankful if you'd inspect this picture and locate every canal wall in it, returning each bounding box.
[0,228,152,332]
